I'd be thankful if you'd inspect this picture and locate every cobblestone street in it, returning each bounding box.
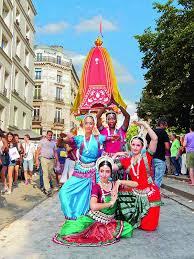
[0,192,194,259]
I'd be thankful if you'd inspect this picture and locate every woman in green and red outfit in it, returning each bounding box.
[53,156,138,246]
[113,121,161,231]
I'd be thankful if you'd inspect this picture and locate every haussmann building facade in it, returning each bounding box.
[0,0,36,132]
[33,45,79,138]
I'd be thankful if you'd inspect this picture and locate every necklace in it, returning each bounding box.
[99,182,111,202]
[100,181,110,187]
[107,128,117,143]
[130,155,141,179]
[84,134,92,154]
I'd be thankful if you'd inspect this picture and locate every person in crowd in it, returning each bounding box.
[35,130,59,196]
[165,137,172,175]
[53,156,137,246]
[183,124,194,185]
[146,119,170,188]
[55,133,67,187]
[114,121,161,231]
[35,135,45,190]
[22,134,35,185]
[13,134,24,186]
[170,133,181,176]
[0,133,6,193]
[59,113,118,219]
[96,98,130,155]
[1,133,19,194]
[0,132,4,165]
[60,128,77,184]
[179,135,187,175]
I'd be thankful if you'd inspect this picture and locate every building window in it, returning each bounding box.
[24,81,28,101]
[55,108,62,121]
[15,70,19,91]
[16,37,21,58]
[27,4,31,16]
[2,2,10,26]
[53,130,62,139]
[57,56,61,65]
[34,85,41,99]
[16,8,20,24]
[33,106,40,116]
[57,74,62,83]
[32,128,41,135]
[14,106,18,127]
[56,87,62,100]
[35,68,42,80]
[25,49,29,68]
[4,71,9,91]
[1,34,9,54]
[26,25,30,42]
[23,112,26,129]
[36,53,42,62]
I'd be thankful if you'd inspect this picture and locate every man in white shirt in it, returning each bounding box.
[22,134,35,185]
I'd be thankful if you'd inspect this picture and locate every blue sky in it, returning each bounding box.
[33,0,168,115]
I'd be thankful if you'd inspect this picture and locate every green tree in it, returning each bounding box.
[126,124,139,145]
[135,0,194,130]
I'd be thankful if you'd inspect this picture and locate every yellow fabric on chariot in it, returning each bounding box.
[72,46,127,112]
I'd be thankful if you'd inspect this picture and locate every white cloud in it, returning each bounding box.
[75,16,118,33]
[112,59,136,84]
[124,99,137,115]
[117,100,137,127]
[36,21,69,34]
[63,50,86,76]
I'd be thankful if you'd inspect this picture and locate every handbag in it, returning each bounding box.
[9,147,20,161]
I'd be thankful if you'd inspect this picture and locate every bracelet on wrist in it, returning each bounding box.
[109,201,114,207]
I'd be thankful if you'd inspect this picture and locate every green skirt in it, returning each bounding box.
[186,152,194,168]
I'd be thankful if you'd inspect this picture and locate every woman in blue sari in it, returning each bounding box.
[59,113,114,219]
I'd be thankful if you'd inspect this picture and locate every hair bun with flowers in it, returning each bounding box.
[106,110,117,119]
[83,113,97,124]
[130,124,147,149]
[96,156,114,170]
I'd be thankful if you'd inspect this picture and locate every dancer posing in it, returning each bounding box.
[114,121,161,231]
[54,156,137,246]
[96,98,130,155]
[59,114,117,219]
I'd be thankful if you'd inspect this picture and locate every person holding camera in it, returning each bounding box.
[22,134,35,185]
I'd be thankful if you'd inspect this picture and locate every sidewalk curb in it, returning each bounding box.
[161,189,194,212]
[164,175,189,182]
[162,183,194,201]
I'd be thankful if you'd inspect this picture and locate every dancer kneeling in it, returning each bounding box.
[113,121,161,231]
[53,156,138,246]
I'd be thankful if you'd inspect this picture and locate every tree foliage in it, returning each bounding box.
[126,124,139,148]
[135,0,194,130]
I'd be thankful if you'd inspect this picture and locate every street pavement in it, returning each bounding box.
[0,177,46,231]
[162,176,194,210]
[0,191,194,259]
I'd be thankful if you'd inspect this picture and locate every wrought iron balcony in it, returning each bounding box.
[55,97,64,103]
[35,56,71,67]
[54,118,64,124]
[32,115,42,122]
[0,88,7,97]
[33,95,42,101]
